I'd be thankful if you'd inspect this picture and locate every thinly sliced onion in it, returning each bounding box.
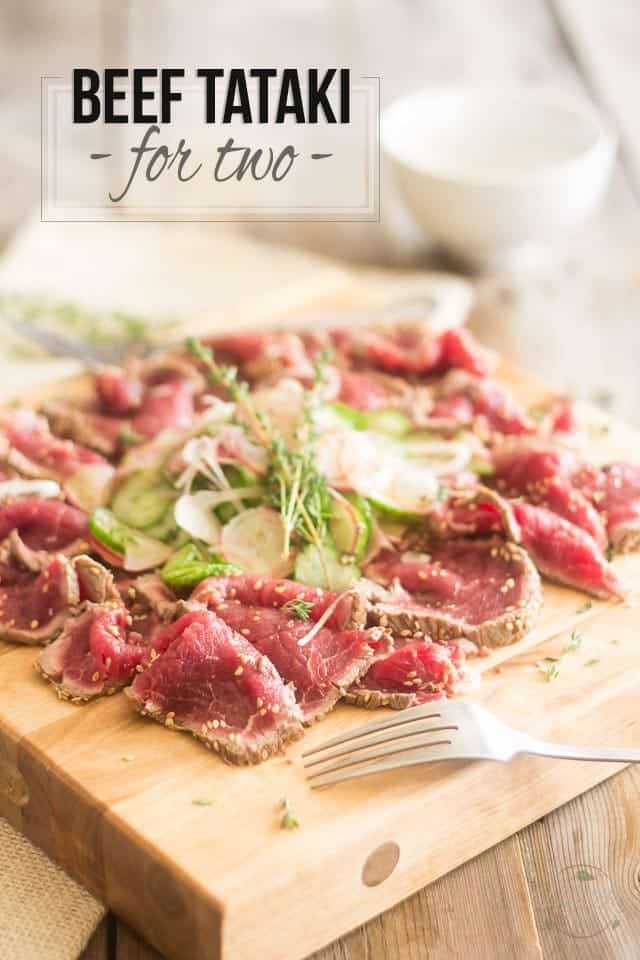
[174,492,223,545]
[0,479,60,501]
[221,506,294,577]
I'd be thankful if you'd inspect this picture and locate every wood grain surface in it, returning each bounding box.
[3,0,640,958]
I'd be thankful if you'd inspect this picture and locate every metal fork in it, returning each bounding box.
[303,701,640,788]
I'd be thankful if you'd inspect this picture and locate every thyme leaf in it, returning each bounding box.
[284,598,313,621]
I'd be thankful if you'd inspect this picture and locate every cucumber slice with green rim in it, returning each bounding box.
[89,508,172,571]
[366,497,423,524]
[365,409,412,437]
[89,507,127,555]
[329,491,372,562]
[215,464,262,524]
[294,542,360,591]
[111,470,176,529]
[144,506,179,543]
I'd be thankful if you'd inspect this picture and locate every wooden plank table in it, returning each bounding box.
[3,0,640,957]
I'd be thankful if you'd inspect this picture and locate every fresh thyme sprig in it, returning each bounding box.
[186,337,332,563]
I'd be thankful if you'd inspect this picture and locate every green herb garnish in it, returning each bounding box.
[546,661,561,681]
[576,868,594,881]
[585,658,600,667]
[118,425,143,447]
[186,337,333,572]
[564,629,582,654]
[606,545,615,562]
[284,598,313,621]
[192,797,212,806]
[279,797,299,830]
[161,542,240,589]
[528,404,547,422]
[576,601,593,615]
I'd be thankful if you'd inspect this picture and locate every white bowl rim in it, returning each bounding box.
[381,85,617,187]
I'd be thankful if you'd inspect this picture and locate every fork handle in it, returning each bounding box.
[522,738,640,764]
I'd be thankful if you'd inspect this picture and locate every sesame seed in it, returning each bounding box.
[234,666,244,676]
[30,619,39,629]
[91,671,100,682]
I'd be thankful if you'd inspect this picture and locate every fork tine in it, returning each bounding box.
[308,743,459,788]
[306,734,454,781]
[301,704,443,758]
[303,721,458,768]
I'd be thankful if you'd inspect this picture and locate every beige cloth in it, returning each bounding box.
[0,817,105,960]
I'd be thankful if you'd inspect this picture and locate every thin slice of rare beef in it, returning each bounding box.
[337,370,412,413]
[127,608,304,764]
[95,366,144,415]
[37,602,145,701]
[574,462,640,553]
[191,574,365,629]
[73,554,121,603]
[365,539,542,650]
[0,497,88,556]
[122,573,179,649]
[43,401,125,457]
[491,444,607,548]
[129,377,195,439]
[0,554,79,645]
[331,325,494,379]
[1,408,107,478]
[190,575,372,721]
[204,331,315,385]
[346,639,467,709]
[428,372,536,438]
[511,500,626,600]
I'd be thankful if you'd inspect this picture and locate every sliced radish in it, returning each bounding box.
[174,492,223,546]
[123,534,172,572]
[64,463,115,511]
[221,506,294,577]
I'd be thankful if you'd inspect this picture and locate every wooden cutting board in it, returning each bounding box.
[1,288,640,960]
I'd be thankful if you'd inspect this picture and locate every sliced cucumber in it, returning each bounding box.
[89,507,127,555]
[144,506,179,543]
[220,506,294,577]
[365,409,412,437]
[328,403,412,437]
[367,497,423,524]
[294,542,360,591]
[89,508,172,571]
[215,464,262,524]
[327,403,369,431]
[112,470,176,529]
[329,491,371,562]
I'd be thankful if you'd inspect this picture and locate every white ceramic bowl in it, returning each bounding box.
[382,87,617,270]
